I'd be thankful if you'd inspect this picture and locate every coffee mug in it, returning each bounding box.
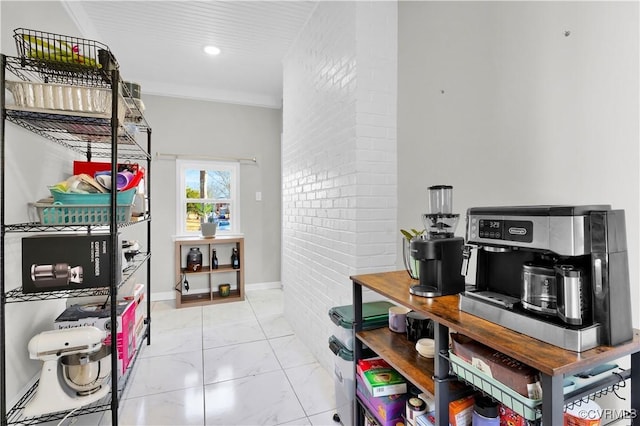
[388,306,411,333]
[406,311,434,342]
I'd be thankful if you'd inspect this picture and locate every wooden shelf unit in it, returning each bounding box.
[174,236,245,308]
[351,271,640,426]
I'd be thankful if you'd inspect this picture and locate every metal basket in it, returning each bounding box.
[448,352,542,420]
[13,28,118,85]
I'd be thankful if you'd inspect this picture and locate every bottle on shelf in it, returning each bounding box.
[231,248,240,269]
[212,248,219,269]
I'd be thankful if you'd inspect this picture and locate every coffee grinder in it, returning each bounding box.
[409,185,465,297]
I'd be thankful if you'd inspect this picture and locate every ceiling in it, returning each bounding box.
[62,1,318,108]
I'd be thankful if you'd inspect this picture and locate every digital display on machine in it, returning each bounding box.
[478,220,504,239]
[478,219,533,243]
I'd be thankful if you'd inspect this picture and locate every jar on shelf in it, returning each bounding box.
[187,247,203,272]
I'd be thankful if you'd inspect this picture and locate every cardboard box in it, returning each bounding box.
[357,357,407,397]
[123,283,146,341]
[449,395,475,426]
[564,400,601,426]
[54,299,135,375]
[355,374,406,426]
[22,234,121,293]
[451,333,542,399]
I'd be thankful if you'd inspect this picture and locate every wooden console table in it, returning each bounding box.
[351,271,640,426]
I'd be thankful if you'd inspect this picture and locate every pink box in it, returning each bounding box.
[356,374,407,426]
[54,299,136,375]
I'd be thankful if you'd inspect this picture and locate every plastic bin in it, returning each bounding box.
[49,188,136,205]
[328,301,393,426]
[330,336,355,426]
[328,301,394,351]
[34,202,133,225]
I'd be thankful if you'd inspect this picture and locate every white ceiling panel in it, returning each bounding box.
[63,1,317,108]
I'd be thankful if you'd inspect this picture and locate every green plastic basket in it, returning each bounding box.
[448,352,542,420]
[49,188,136,205]
[35,202,133,225]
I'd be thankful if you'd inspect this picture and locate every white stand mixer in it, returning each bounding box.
[24,327,111,417]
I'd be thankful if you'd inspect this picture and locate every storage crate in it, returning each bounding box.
[49,188,136,205]
[34,202,133,225]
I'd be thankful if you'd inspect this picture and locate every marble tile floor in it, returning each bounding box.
[65,288,338,426]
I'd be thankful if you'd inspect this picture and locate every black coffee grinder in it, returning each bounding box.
[409,185,465,297]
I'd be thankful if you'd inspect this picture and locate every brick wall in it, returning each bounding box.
[282,1,397,371]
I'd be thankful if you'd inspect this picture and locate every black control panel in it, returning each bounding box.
[478,219,533,243]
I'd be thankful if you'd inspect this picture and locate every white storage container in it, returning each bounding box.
[329,336,356,426]
[5,80,127,121]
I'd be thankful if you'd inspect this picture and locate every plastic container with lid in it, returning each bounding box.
[328,301,394,350]
[406,397,427,426]
[472,395,499,426]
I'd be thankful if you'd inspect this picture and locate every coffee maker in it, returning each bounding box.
[460,205,633,352]
[409,185,465,297]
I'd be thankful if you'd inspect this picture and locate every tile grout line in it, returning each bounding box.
[249,294,316,424]
[200,305,207,425]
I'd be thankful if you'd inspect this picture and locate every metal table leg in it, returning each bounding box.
[352,281,363,426]
[541,373,563,425]
[434,322,450,426]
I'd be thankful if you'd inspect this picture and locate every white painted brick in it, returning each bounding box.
[282,1,398,375]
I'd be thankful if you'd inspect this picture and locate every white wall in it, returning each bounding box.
[397,0,639,412]
[141,95,282,299]
[398,0,639,324]
[282,1,398,371]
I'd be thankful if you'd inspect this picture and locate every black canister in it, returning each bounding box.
[406,311,434,342]
[187,247,203,272]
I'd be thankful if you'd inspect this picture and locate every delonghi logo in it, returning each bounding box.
[509,227,527,236]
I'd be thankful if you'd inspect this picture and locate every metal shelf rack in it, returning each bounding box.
[1,29,152,426]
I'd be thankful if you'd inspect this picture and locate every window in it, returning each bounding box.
[176,160,240,236]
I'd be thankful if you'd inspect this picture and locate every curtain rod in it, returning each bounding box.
[155,152,257,163]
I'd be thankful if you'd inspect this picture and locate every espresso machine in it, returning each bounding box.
[409,185,465,297]
[460,205,633,352]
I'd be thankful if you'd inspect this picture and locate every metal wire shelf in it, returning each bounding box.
[4,108,150,161]
[4,215,150,232]
[446,351,632,421]
[564,369,630,410]
[5,322,149,425]
[4,252,150,303]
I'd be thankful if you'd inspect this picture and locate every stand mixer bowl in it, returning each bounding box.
[61,344,111,395]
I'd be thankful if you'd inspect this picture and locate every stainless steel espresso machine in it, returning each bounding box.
[459,205,633,352]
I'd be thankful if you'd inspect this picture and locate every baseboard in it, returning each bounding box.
[246,281,282,291]
[150,291,175,302]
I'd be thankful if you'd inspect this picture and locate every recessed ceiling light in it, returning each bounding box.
[204,45,221,56]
